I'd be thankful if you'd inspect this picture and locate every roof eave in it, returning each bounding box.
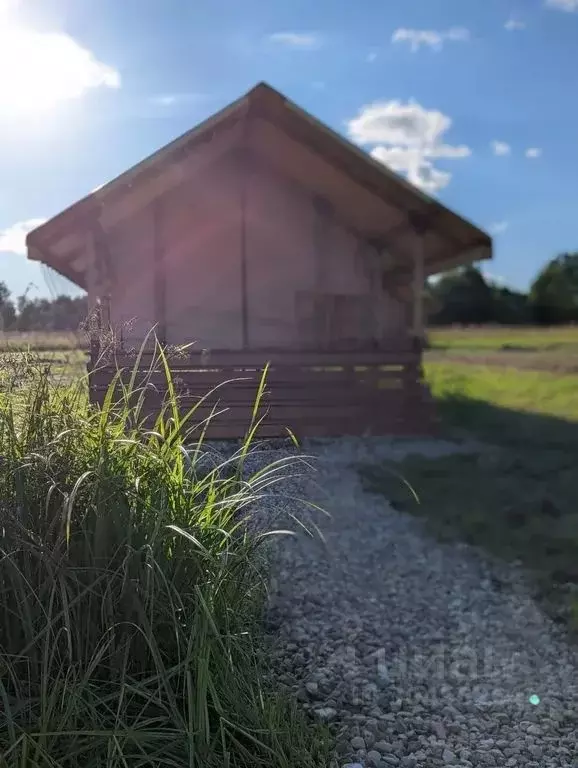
[25,87,254,250]
[276,89,491,248]
[27,242,88,291]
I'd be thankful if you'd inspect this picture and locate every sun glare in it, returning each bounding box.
[0,6,120,116]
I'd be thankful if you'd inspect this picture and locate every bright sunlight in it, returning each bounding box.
[0,2,120,115]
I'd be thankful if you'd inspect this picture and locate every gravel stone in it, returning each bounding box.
[432,721,447,740]
[366,750,382,766]
[374,741,393,753]
[313,707,337,722]
[236,436,578,768]
[479,739,494,749]
[351,737,366,750]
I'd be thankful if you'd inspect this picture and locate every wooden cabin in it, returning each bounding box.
[26,82,492,438]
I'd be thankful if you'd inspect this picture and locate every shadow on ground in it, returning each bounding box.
[437,393,578,452]
[360,394,578,631]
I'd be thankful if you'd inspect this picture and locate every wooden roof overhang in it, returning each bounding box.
[26,82,491,291]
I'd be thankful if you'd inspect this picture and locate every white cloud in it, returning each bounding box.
[446,27,471,41]
[504,18,526,30]
[348,100,450,146]
[371,147,451,193]
[432,143,471,159]
[545,0,578,11]
[150,92,204,107]
[347,99,471,194]
[489,220,509,235]
[491,140,511,156]
[392,26,470,52]
[268,32,322,49]
[0,218,47,255]
[526,147,542,158]
[0,6,120,115]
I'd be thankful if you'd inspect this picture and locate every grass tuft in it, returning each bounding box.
[0,344,328,768]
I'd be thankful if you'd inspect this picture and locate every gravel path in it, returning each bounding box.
[261,437,578,768]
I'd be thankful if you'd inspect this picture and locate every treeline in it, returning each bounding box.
[428,252,578,326]
[0,282,88,332]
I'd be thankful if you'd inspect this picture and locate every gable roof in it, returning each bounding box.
[27,81,491,290]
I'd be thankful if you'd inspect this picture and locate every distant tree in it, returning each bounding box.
[529,252,578,324]
[15,293,88,332]
[489,285,531,325]
[0,281,16,330]
[427,265,494,325]
[49,295,89,331]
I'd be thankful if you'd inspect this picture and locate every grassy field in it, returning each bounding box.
[427,325,578,373]
[429,324,578,351]
[362,353,578,632]
[0,331,85,351]
[426,362,578,427]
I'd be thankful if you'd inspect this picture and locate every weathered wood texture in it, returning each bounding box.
[81,146,413,352]
[88,350,438,439]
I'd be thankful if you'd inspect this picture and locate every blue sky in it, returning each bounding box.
[1,0,578,299]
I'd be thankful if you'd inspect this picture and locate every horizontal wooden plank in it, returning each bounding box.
[98,349,419,368]
[91,365,419,381]
[90,393,404,410]
[98,405,436,438]
[89,390,413,415]
[88,369,417,391]
[89,377,412,398]
[89,381,424,405]
[90,383,426,405]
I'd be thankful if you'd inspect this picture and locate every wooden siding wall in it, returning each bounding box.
[161,157,245,349]
[244,162,409,350]
[106,206,157,345]
[91,148,410,352]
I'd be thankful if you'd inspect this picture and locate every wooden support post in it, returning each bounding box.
[412,234,425,342]
[313,195,332,348]
[153,198,167,345]
[239,149,249,349]
[407,210,430,352]
[86,231,101,363]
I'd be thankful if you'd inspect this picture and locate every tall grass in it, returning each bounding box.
[0,347,327,767]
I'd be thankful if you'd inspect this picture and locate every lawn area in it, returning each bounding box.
[361,361,578,632]
[0,331,85,351]
[427,362,578,429]
[426,325,578,373]
[429,324,578,352]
